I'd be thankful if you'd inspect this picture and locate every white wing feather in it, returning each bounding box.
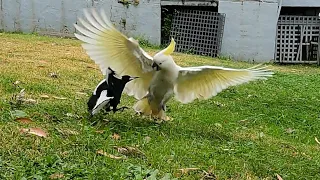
[74,8,154,99]
[174,65,273,104]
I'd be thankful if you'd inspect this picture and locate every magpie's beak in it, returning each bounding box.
[129,77,139,81]
[152,62,160,71]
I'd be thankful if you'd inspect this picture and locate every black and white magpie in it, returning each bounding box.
[87,68,138,117]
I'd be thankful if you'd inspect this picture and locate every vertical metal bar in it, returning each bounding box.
[317,26,320,65]
[279,24,283,63]
[296,25,304,62]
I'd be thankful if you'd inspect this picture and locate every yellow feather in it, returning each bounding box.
[163,38,176,55]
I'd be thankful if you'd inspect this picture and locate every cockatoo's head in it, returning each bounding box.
[152,38,176,71]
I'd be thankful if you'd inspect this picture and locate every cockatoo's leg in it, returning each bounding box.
[157,89,173,121]
[157,110,171,121]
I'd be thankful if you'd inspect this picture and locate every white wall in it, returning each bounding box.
[282,0,320,7]
[0,0,161,44]
[219,0,279,62]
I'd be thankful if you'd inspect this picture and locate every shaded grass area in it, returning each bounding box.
[0,33,320,179]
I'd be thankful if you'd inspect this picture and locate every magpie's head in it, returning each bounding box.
[121,75,139,83]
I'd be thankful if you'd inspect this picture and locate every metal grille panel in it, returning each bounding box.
[169,9,225,57]
[275,16,320,64]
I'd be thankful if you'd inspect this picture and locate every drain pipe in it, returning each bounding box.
[274,0,283,62]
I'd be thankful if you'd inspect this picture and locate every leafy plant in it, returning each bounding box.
[123,164,177,180]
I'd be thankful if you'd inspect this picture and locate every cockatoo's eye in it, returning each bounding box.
[159,63,162,65]
[152,62,161,71]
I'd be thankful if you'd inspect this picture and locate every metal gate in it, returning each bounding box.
[275,15,320,64]
[169,9,225,57]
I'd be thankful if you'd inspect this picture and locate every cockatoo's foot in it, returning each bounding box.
[162,115,172,121]
[152,114,172,123]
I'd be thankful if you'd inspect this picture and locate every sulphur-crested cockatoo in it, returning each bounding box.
[74,9,273,121]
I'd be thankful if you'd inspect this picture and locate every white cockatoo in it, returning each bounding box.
[74,9,273,120]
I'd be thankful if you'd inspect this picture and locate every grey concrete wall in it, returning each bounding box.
[282,0,320,7]
[0,0,161,45]
[218,0,279,62]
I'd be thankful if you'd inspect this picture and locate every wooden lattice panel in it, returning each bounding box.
[275,16,320,64]
[169,9,225,57]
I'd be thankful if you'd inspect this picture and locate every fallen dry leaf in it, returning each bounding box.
[53,96,67,100]
[178,168,200,175]
[112,133,121,140]
[20,127,48,138]
[49,173,64,179]
[49,72,58,78]
[95,130,105,134]
[214,123,222,128]
[315,137,320,145]
[16,117,33,124]
[301,152,312,160]
[60,151,69,156]
[276,174,283,180]
[96,149,125,160]
[76,92,88,96]
[258,132,265,138]
[24,98,37,104]
[40,94,50,99]
[38,60,48,64]
[87,65,99,70]
[144,136,151,143]
[56,128,79,136]
[285,128,295,134]
[16,89,25,102]
[65,113,80,119]
[239,119,248,123]
[213,101,225,107]
[114,146,145,156]
[13,80,20,85]
[201,171,216,180]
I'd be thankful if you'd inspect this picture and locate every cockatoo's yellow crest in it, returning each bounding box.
[163,38,176,56]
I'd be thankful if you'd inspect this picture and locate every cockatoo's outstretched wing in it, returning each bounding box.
[174,65,273,104]
[74,8,153,99]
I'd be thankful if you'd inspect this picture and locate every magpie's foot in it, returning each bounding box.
[88,114,93,119]
[102,111,110,115]
[113,106,129,113]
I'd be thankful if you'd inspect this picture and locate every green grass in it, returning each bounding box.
[1,33,320,180]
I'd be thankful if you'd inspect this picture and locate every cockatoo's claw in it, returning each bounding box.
[162,116,172,121]
[153,115,172,122]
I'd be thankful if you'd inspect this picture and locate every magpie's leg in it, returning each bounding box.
[105,106,111,112]
[101,103,112,115]
[112,106,129,113]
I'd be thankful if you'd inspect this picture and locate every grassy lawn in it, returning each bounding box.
[0,33,320,180]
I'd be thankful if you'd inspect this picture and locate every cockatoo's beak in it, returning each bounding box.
[152,62,161,71]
